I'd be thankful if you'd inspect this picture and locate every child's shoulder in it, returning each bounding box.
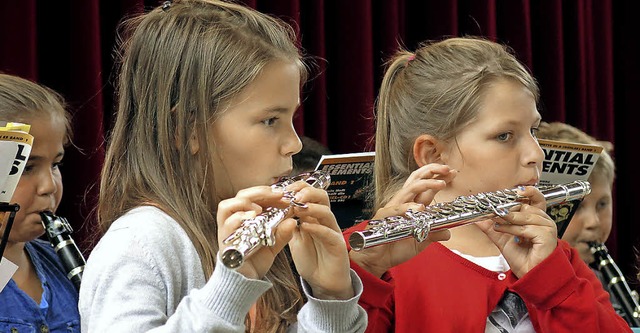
[108,206,184,237]
[89,205,200,276]
[95,205,195,260]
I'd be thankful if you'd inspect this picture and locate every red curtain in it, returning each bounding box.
[1,0,638,286]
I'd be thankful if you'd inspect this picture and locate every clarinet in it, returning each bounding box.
[349,180,591,250]
[221,171,331,269]
[40,211,86,291]
[589,241,640,327]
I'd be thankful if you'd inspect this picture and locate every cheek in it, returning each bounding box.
[10,180,34,208]
[599,210,613,237]
[561,215,583,245]
[54,174,63,206]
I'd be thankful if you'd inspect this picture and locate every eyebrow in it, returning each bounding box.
[501,114,541,126]
[266,107,290,114]
[27,151,65,162]
[265,103,301,114]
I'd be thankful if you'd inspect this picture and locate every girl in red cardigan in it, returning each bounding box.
[344,37,630,333]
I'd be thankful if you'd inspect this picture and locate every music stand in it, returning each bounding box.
[0,203,19,261]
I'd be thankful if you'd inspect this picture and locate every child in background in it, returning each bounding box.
[0,74,78,332]
[344,37,630,332]
[537,122,615,264]
[536,121,629,322]
[79,1,366,332]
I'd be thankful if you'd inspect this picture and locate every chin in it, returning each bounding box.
[581,253,595,265]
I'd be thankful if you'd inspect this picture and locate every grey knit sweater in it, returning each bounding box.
[79,206,366,332]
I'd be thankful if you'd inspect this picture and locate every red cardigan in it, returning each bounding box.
[344,223,631,333]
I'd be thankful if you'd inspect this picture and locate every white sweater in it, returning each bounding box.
[79,206,367,332]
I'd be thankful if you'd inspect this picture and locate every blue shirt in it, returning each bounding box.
[0,239,80,332]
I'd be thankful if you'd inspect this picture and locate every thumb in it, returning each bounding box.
[270,218,297,253]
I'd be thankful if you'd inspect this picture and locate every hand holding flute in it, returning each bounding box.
[217,171,355,300]
[474,185,560,278]
[347,164,455,278]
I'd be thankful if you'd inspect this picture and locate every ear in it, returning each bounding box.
[413,134,447,167]
[189,131,200,155]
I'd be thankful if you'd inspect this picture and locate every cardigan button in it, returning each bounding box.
[497,273,507,280]
[40,325,49,333]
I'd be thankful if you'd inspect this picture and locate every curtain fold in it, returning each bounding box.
[0,0,636,285]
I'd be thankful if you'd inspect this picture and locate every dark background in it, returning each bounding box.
[1,0,638,287]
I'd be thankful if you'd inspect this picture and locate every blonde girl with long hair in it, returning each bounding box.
[78,1,366,332]
[344,37,630,332]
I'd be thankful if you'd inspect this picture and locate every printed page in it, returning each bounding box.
[315,152,375,229]
[0,257,17,292]
[538,139,604,237]
[538,138,603,186]
[0,123,33,202]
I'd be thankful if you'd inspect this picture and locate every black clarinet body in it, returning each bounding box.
[40,211,86,291]
[589,241,640,327]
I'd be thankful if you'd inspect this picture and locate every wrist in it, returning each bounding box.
[349,250,388,278]
[311,285,355,300]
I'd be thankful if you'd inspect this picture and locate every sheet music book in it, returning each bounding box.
[0,122,33,291]
[0,122,34,202]
[538,138,602,186]
[538,139,603,237]
[315,152,375,229]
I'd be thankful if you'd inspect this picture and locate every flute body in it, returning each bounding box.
[221,171,331,268]
[349,181,591,251]
[40,211,86,291]
[589,242,640,327]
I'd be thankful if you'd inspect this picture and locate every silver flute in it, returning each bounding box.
[221,170,331,268]
[349,180,591,251]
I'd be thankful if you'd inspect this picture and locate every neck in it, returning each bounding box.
[439,223,501,257]
[432,189,503,256]
[2,241,27,266]
[4,240,43,303]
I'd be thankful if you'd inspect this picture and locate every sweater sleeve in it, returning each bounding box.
[511,241,632,333]
[79,218,271,333]
[349,260,395,333]
[296,269,368,333]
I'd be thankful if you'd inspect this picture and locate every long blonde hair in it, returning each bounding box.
[375,37,539,209]
[99,1,305,330]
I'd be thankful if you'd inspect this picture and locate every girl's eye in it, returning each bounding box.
[496,132,512,142]
[22,164,34,175]
[262,117,278,126]
[531,127,540,138]
[596,199,609,211]
[53,162,63,170]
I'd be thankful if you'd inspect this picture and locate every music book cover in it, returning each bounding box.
[538,139,603,237]
[0,122,33,291]
[538,138,603,186]
[0,123,33,203]
[315,152,375,229]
